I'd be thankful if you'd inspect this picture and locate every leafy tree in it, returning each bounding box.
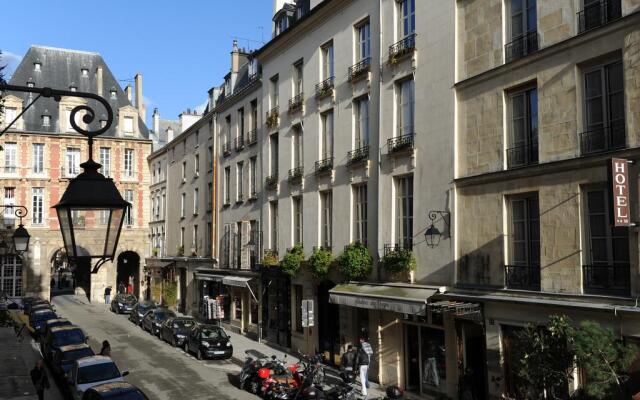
[337,242,372,281]
[281,244,305,276]
[308,247,333,280]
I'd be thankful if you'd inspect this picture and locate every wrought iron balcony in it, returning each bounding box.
[388,133,415,153]
[266,107,279,129]
[223,197,231,207]
[248,190,258,200]
[389,33,417,61]
[288,93,304,113]
[234,135,245,151]
[383,242,413,256]
[315,77,334,99]
[578,0,621,33]
[348,57,371,82]
[505,31,538,63]
[314,157,333,175]
[236,193,244,203]
[505,264,540,291]
[247,129,258,145]
[265,174,278,190]
[583,264,630,297]
[506,140,538,169]
[580,124,626,155]
[347,144,370,166]
[222,141,231,156]
[288,166,304,183]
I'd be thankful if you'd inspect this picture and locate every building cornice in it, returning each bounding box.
[212,78,261,114]
[1,129,152,144]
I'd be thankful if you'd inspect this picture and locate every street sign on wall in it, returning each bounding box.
[610,158,630,227]
[301,299,314,327]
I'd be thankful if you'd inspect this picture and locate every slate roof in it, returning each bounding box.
[7,45,149,138]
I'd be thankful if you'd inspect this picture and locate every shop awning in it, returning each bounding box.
[194,273,225,282]
[145,259,175,269]
[329,283,438,316]
[222,276,258,302]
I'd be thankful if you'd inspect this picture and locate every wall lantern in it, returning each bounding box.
[0,206,31,255]
[424,210,450,248]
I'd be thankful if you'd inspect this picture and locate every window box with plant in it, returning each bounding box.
[262,249,279,267]
[308,247,333,280]
[177,245,184,257]
[337,242,372,281]
[281,244,305,276]
[266,107,279,129]
[387,132,415,154]
[381,244,416,279]
[288,166,304,184]
[389,33,416,64]
[315,77,334,99]
[288,93,304,114]
[265,175,278,190]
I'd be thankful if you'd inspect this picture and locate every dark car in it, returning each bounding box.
[141,308,176,336]
[81,382,149,400]
[29,309,58,336]
[41,325,87,362]
[29,302,54,316]
[184,324,233,360]
[38,318,71,339]
[128,301,156,326]
[23,297,46,315]
[160,317,196,347]
[50,343,95,380]
[110,294,137,314]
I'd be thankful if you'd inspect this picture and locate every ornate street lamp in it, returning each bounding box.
[0,206,31,255]
[424,210,450,249]
[1,84,127,272]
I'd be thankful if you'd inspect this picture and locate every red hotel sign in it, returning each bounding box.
[611,158,630,227]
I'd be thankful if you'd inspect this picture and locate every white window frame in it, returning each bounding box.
[124,149,134,177]
[32,187,44,225]
[99,147,111,177]
[32,143,44,174]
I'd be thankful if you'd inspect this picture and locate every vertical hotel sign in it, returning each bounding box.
[611,158,630,227]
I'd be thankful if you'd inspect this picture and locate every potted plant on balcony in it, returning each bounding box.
[266,112,279,129]
[177,245,184,257]
[152,247,159,257]
[380,247,416,281]
[281,244,305,276]
[262,249,279,267]
[308,247,333,280]
[337,242,372,281]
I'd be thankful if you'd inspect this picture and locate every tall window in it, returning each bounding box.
[270,133,279,175]
[181,161,186,182]
[181,193,186,218]
[583,60,625,153]
[194,154,200,177]
[510,195,540,267]
[357,21,371,61]
[206,222,213,256]
[99,210,109,225]
[321,42,334,80]
[66,147,80,177]
[236,221,243,268]
[270,75,279,108]
[293,196,303,245]
[584,188,629,267]
[270,201,278,250]
[508,87,538,167]
[207,146,213,171]
[293,60,304,96]
[32,143,44,174]
[400,0,416,36]
[180,227,185,248]
[397,79,415,137]
[3,187,15,223]
[3,107,17,127]
[250,100,258,131]
[321,110,334,159]
[224,167,231,204]
[3,142,17,173]
[353,184,368,244]
[123,116,134,134]
[99,147,111,177]
[295,285,303,333]
[292,126,303,168]
[124,190,134,226]
[238,108,245,139]
[193,225,199,253]
[510,0,537,40]
[237,162,244,200]
[207,183,213,211]
[249,157,257,196]
[320,191,332,249]
[0,255,22,297]
[32,187,44,225]
[225,115,232,149]
[124,148,134,177]
[355,97,370,147]
[193,188,199,215]
[395,175,413,248]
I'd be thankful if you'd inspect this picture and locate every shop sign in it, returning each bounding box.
[610,158,630,227]
[301,299,314,327]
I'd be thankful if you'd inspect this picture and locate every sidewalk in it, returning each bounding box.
[0,324,64,400]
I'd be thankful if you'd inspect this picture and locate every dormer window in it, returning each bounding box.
[276,15,288,35]
[224,78,231,95]
[27,81,35,88]
[34,63,41,72]
[42,115,51,127]
[123,116,134,135]
[296,0,310,19]
[81,68,89,77]
[70,85,77,92]
[100,120,107,128]
[110,89,117,99]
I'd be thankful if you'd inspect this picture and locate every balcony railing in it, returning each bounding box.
[389,33,417,61]
[580,124,626,155]
[265,174,278,190]
[348,57,371,82]
[383,242,413,256]
[288,93,304,113]
[288,166,304,183]
[247,129,258,145]
[506,140,538,168]
[266,107,279,129]
[578,0,621,34]
[222,141,231,156]
[223,197,231,207]
[314,157,334,175]
[236,193,244,203]
[505,264,540,291]
[388,133,415,153]
[234,136,245,151]
[583,264,630,297]
[249,190,258,200]
[347,144,370,166]
[505,31,538,63]
[315,77,334,99]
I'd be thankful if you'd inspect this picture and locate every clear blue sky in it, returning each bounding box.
[1,0,273,126]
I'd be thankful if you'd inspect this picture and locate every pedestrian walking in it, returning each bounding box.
[99,340,111,357]
[104,286,112,304]
[340,344,357,383]
[356,337,373,398]
[117,282,125,294]
[30,359,50,400]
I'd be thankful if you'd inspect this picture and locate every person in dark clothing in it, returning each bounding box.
[99,340,111,357]
[30,359,50,400]
[117,282,125,294]
[340,345,357,383]
[104,286,112,304]
[356,337,373,398]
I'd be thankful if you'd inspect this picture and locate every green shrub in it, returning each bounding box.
[337,242,372,281]
[380,248,416,275]
[308,248,333,280]
[262,249,280,267]
[281,244,305,276]
[162,281,178,308]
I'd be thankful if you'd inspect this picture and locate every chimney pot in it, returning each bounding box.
[125,85,132,102]
[96,65,104,96]
[135,73,145,122]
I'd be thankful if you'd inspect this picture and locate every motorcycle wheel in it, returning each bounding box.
[249,380,259,394]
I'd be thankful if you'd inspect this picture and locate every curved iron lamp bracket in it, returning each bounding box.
[428,210,450,230]
[0,205,28,224]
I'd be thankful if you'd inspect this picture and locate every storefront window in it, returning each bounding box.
[421,327,446,393]
[250,299,259,325]
[234,296,242,320]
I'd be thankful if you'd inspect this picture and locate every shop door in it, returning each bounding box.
[276,278,291,347]
[405,324,420,391]
[179,269,187,313]
[318,281,340,365]
[459,322,487,400]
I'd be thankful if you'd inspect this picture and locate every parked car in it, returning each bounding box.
[81,382,148,400]
[141,308,176,336]
[37,317,71,339]
[66,356,129,400]
[29,302,54,316]
[42,325,88,362]
[128,301,156,326]
[160,317,196,347]
[29,309,58,335]
[50,343,95,381]
[23,297,47,315]
[184,324,233,360]
[110,294,137,314]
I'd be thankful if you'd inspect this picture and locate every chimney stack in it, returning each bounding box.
[125,85,132,102]
[135,73,145,122]
[153,108,160,134]
[96,65,103,96]
[231,40,240,74]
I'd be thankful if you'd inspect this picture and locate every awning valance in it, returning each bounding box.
[194,273,225,282]
[222,276,258,301]
[329,283,437,316]
[145,259,175,269]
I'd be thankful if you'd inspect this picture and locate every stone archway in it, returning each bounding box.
[49,248,73,298]
[116,251,140,298]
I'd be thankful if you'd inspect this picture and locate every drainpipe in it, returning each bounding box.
[377,0,384,284]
